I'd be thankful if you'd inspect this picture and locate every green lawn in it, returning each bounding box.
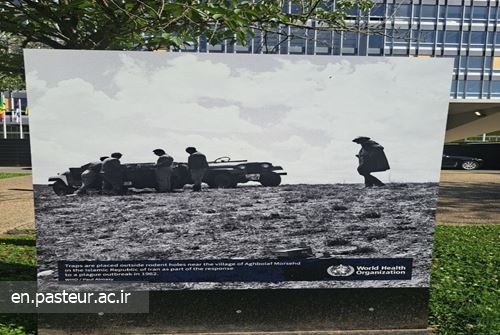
[430,225,499,335]
[0,234,37,335]
[0,172,30,179]
[0,226,498,334]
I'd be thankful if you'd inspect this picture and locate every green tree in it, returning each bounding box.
[0,0,375,82]
[0,33,25,89]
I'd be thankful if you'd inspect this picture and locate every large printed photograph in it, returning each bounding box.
[24,50,452,290]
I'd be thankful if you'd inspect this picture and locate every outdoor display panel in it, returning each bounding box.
[24,50,453,294]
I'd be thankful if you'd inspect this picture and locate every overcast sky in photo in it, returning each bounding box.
[24,50,453,185]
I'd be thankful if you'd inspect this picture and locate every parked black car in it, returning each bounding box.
[442,154,483,170]
[48,156,287,195]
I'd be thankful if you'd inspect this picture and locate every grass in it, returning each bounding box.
[0,172,30,180]
[429,225,500,335]
[0,226,498,334]
[0,234,37,335]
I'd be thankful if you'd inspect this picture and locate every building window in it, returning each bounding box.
[463,6,472,20]
[482,81,490,97]
[445,31,460,45]
[347,7,358,18]
[316,31,332,51]
[447,6,462,19]
[290,3,301,14]
[466,80,481,98]
[468,56,483,70]
[438,5,446,19]
[389,4,411,18]
[457,80,466,97]
[484,57,493,69]
[489,7,497,20]
[492,57,500,70]
[491,82,500,98]
[491,81,500,98]
[421,5,437,18]
[450,80,457,96]
[436,31,445,44]
[472,6,488,21]
[487,33,494,45]
[370,4,385,17]
[470,32,486,45]
[368,35,384,48]
[416,31,435,45]
[459,56,467,70]
[462,31,470,44]
[393,29,409,44]
[413,4,420,16]
[343,32,358,48]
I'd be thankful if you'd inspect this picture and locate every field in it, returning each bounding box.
[35,182,437,290]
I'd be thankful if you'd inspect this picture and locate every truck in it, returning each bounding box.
[48,156,287,195]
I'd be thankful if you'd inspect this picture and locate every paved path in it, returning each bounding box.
[436,170,500,225]
[0,175,35,234]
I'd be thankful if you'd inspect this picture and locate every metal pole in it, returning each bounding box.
[18,98,24,139]
[482,133,486,142]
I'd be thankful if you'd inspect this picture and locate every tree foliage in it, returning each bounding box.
[0,0,374,81]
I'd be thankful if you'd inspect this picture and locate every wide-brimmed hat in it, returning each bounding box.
[111,152,122,158]
[185,147,197,153]
[153,148,166,155]
[352,136,370,143]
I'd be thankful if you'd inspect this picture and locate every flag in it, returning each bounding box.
[0,93,4,122]
[5,96,11,111]
[14,98,22,124]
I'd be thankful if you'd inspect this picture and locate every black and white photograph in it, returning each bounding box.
[24,50,453,290]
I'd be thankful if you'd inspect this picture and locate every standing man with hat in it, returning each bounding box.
[185,147,208,192]
[352,136,390,187]
[101,152,124,195]
[153,149,174,192]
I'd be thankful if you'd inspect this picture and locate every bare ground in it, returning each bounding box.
[35,183,437,290]
[436,170,500,225]
[0,175,35,234]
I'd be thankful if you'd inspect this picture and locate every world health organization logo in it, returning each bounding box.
[327,264,355,277]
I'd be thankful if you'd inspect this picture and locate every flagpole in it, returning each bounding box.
[1,93,6,139]
[19,98,24,139]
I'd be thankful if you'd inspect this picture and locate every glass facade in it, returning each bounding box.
[180,0,500,100]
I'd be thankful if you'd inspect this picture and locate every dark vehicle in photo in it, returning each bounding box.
[204,156,287,188]
[441,154,483,170]
[48,156,287,195]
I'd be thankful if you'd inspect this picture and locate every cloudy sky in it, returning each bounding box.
[24,50,453,185]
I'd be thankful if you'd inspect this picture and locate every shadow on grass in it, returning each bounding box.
[0,262,36,281]
[0,238,36,247]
